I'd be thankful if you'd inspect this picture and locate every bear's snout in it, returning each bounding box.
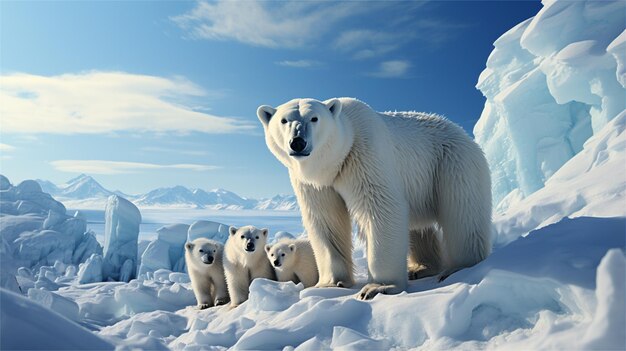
[245,242,255,252]
[289,137,308,154]
[201,254,214,265]
[273,259,281,267]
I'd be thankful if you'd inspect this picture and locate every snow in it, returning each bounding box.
[102,195,141,282]
[0,288,113,350]
[475,0,625,210]
[2,1,625,349]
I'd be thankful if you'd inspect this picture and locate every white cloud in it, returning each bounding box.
[333,30,407,59]
[0,71,255,134]
[172,1,376,48]
[141,146,208,156]
[275,60,321,68]
[0,143,16,151]
[368,60,411,78]
[50,160,219,175]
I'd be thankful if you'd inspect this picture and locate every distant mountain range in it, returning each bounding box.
[36,174,299,211]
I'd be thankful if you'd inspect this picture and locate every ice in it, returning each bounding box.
[27,287,80,322]
[102,195,141,282]
[582,249,626,350]
[475,0,625,210]
[187,219,230,243]
[1,175,104,289]
[156,223,189,267]
[0,288,113,350]
[138,239,172,277]
[273,231,295,242]
[0,174,10,190]
[72,231,103,264]
[493,111,626,246]
[77,254,103,284]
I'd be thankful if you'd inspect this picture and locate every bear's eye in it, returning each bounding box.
[271,254,274,257]
[255,236,259,239]
[199,249,203,253]
[240,235,245,239]
[281,118,288,124]
[311,117,318,122]
[213,249,216,253]
[281,253,285,257]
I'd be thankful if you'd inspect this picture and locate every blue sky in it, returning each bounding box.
[0,0,541,198]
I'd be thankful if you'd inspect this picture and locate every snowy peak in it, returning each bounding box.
[61,174,114,199]
[36,175,298,210]
[255,194,299,211]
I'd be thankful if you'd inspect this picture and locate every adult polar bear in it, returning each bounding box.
[257,98,491,300]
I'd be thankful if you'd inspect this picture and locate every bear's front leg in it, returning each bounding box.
[293,178,354,288]
[355,197,409,300]
[224,268,250,308]
[190,275,213,309]
[213,275,230,307]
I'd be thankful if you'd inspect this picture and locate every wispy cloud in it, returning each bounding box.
[333,30,409,60]
[275,60,321,68]
[0,143,16,152]
[50,160,219,175]
[172,1,379,48]
[141,146,208,156]
[0,71,255,135]
[368,60,411,78]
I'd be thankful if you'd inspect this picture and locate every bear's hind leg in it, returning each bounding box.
[408,226,442,280]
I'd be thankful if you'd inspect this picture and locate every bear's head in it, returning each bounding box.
[185,238,222,266]
[229,225,268,254]
[257,98,353,186]
[264,241,296,271]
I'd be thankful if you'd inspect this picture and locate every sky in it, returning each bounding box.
[0,0,541,198]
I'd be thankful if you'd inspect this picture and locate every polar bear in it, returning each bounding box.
[257,97,491,300]
[265,238,319,288]
[223,225,276,307]
[184,238,229,309]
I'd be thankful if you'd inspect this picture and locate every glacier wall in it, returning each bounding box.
[474,0,625,210]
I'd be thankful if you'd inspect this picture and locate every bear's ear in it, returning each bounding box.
[185,242,194,251]
[257,105,277,127]
[229,226,238,236]
[325,98,342,119]
[261,228,269,237]
[265,244,271,252]
[288,244,296,252]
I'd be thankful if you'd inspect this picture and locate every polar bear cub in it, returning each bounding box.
[223,225,275,307]
[265,238,319,288]
[184,238,229,309]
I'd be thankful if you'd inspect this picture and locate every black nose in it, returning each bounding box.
[273,260,280,266]
[290,137,307,153]
[246,243,255,251]
[207,256,214,264]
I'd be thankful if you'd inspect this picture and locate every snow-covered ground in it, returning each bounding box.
[1,0,625,350]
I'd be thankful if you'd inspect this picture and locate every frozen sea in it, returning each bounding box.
[73,208,304,244]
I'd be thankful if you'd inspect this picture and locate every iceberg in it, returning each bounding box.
[187,220,230,243]
[102,195,141,282]
[156,223,189,272]
[475,0,625,210]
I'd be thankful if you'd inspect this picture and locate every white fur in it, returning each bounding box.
[265,238,319,288]
[258,98,492,299]
[184,238,229,309]
[223,225,276,307]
